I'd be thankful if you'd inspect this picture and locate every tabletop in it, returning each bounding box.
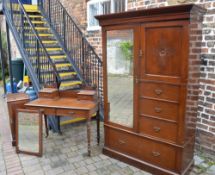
[25,97,98,110]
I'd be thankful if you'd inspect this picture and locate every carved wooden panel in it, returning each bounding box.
[144,25,184,77]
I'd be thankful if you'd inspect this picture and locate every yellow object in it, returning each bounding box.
[12,4,39,12]
[46,48,63,51]
[26,40,58,44]
[60,81,82,87]
[41,40,58,44]
[25,33,54,37]
[50,55,67,59]
[60,113,96,126]
[59,72,77,77]
[17,27,50,31]
[60,118,85,125]
[24,20,46,24]
[26,47,62,52]
[30,54,67,60]
[28,15,43,18]
[23,76,30,86]
[32,27,50,30]
[56,63,71,68]
[23,5,39,12]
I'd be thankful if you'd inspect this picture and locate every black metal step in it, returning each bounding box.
[34,69,78,82]
[29,52,65,57]
[26,45,60,49]
[25,46,64,54]
[23,31,54,36]
[53,60,70,64]
[23,22,48,27]
[26,11,41,15]
[25,42,60,48]
[39,69,74,74]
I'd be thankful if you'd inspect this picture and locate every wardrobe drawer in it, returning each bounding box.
[105,127,177,171]
[139,117,178,143]
[140,98,178,121]
[140,82,180,102]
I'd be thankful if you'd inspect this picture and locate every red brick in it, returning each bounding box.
[197,123,208,130]
[209,127,215,133]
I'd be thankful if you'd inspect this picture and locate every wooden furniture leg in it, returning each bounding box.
[87,117,91,156]
[96,110,100,145]
[57,116,62,135]
[44,115,49,138]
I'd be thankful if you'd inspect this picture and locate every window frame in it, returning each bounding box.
[87,0,127,31]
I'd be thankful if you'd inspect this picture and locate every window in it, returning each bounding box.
[87,0,127,31]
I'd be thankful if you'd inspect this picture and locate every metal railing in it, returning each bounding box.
[3,0,61,89]
[39,0,103,108]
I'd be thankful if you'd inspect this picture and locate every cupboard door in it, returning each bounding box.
[140,21,189,83]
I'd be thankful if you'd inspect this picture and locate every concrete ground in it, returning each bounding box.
[0,90,214,175]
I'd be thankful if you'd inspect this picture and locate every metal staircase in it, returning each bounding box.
[3,0,103,109]
[3,1,57,92]
[3,1,85,91]
[22,5,84,90]
[2,0,104,123]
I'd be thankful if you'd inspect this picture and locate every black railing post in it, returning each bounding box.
[36,40,40,83]
[82,37,85,79]
[21,8,25,47]
[38,0,43,8]
[6,21,14,93]
[63,10,66,48]
[9,0,13,23]
[0,28,7,95]
[97,62,100,96]
[48,0,51,23]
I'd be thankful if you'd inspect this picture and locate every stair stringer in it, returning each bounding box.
[3,9,41,93]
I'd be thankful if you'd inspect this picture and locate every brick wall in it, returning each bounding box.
[59,0,103,57]
[1,16,21,60]
[57,0,215,156]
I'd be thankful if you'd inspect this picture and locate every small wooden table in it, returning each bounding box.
[25,97,99,156]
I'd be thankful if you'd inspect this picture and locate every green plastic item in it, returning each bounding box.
[11,59,24,83]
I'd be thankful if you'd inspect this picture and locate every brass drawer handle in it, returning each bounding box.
[152,151,160,157]
[118,139,126,145]
[154,107,162,113]
[153,126,161,132]
[154,89,163,95]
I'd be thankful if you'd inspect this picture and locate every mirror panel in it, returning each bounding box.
[107,29,134,128]
[16,109,43,156]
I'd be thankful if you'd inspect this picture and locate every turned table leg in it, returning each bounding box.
[44,115,49,138]
[87,117,91,156]
[57,116,62,135]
